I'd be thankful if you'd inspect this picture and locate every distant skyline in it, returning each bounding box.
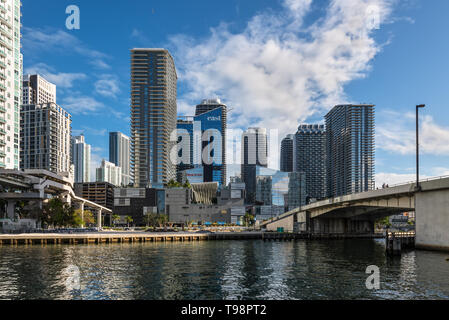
[21,0,449,186]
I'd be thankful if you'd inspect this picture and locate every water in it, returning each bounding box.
[0,239,449,300]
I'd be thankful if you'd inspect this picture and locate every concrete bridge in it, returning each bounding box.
[260,176,449,252]
[0,169,112,229]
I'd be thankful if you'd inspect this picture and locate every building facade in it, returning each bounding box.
[280,134,294,173]
[74,182,115,210]
[0,0,22,170]
[194,98,227,186]
[241,128,268,204]
[130,48,177,188]
[325,104,375,197]
[109,131,131,186]
[20,103,71,174]
[294,124,326,201]
[96,159,122,187]
[176,98,228,186]
[22,74,56,105]
[71,135,91,183]
[113,188,165,225]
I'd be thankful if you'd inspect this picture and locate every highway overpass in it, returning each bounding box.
[260,176,449,252]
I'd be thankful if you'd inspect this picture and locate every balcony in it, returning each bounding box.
[0,117,5,124]
[0,15,12,29]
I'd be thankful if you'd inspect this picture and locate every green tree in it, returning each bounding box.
[243,213,255,227]
[126,215,134,228]
[112,214,120,226]
[167,179,182,188]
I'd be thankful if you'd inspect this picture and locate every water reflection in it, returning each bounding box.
[0,240,448,300]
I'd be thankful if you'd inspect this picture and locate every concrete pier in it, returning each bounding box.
[0,231,384,246]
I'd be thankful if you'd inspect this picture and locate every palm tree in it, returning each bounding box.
[112,214,120,226]
[126,216,133,228]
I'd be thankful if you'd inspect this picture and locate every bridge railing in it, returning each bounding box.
[381,175,449,189]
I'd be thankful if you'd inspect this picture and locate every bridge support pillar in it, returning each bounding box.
[97,209,102,230]
[6,200,16,220]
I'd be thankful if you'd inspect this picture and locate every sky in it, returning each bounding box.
[21,0,449,186]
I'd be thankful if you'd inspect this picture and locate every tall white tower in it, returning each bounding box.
[0,0,22,169]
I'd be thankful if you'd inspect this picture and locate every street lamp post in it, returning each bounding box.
[416,104,426,192]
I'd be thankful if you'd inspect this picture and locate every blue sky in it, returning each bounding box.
[21,0,449,185]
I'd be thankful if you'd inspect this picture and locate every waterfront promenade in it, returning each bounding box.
[0,231,385,246]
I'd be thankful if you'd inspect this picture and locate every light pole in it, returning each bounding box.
[416,104,426,192]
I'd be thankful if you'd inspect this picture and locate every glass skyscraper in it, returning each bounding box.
[325,104,375,197]
[242,128,268,204]
[176,98,228,187]
[280,134,294,172]
[130,48,177,188]
[109,131,131,186]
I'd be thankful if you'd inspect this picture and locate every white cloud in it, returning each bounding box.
[95,75,121,98]
[25,63,86,88]
[170,0,395,139]
[378,113,449,156]
[62,96,105,115]
[22,27,111,69]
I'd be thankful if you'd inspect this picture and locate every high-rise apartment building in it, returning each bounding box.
[0,0,22,170]
[96,159,122,187]
[325,104,375,197]
[20,103,71,174]
[294,124,326,201]
[71,135,91,183]
[22,74,56,105]
[130,48,177,188]
[280,134,294,173]
[241,127,268,203]
[109,132,130,186]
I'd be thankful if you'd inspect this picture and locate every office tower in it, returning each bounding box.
[280,134,294,172]
[175,98,228,186]
[194,98,228,186]
[71,135,91,183]
[23,74,56,105]
[96,159,122,187]
[325,104,375,197]
[287,171,307,211]
[294,124,326,201]
[20,103,71,174]
[109,132,131,186]
[0,0,22,170]
[130,48,177,188]
[241,127,268,203]
[176,118,194,182]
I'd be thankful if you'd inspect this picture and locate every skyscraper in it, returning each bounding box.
[20,103,71,174]
[294,124,326,201]
[0,0,22,170]
[176,117,194,183]
[71,135,91,183]
[280,134,294,172]
[194,98,228,186]
[96,159,122,187]
[22,74,56,105]
[130,48,177,188]
[241,127,268,203]
[325,104,375,197]
[109,132,131,186]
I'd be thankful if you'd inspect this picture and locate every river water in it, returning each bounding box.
[0,239,448,300]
